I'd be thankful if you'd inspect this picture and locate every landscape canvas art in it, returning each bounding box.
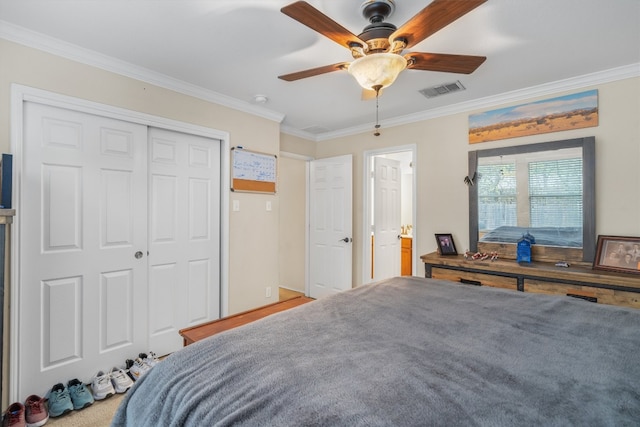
[468,90,598,143]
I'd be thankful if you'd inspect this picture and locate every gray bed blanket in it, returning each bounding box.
[112,277,640,426]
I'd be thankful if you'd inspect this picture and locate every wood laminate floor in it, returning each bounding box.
[279,287,305,301]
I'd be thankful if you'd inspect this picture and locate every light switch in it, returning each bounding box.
[266,201,272,211]
[233,200,240,211]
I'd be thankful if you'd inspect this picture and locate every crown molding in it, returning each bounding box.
[310,63,640,142]
[2,20,637,142]
[0,20,285,124]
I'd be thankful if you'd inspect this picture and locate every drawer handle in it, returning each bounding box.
[567,293,597,303]
[460,278,482,286]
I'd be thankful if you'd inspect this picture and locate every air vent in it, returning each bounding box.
[419,80,466,98]
[302,125,330,134]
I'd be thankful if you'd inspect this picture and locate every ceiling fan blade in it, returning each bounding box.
[406,52,486,74]
[390,0,487,49]
[278,62,350,82]
[281,1,365,49]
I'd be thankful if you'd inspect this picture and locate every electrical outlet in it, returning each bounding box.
[265,286,272,298]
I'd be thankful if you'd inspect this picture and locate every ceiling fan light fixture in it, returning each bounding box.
[348,53,407,90]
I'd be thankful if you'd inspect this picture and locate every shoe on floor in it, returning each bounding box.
[139,351,160,368]
[24,395,48,427]
[67,379,95,410]
[3,402,25,427]
[46,383,73,417]
[91,371,115,400]
[109,367,133,393]
[126,358,151,381]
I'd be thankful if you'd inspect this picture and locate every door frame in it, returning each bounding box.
[9,84,230,402]
[362,144,417,284]
[278,151,313,297]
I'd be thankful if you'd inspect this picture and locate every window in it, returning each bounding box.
[477,148,582,235]
[477,163,517,231]
[529,158,582,228]
[475,146,585,249]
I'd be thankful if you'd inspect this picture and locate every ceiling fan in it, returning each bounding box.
[278,0,487,94]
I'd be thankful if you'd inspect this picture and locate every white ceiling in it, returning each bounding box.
[1,0,639,141]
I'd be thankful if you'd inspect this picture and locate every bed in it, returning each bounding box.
[112,276,640,426]
[479,226,583,247]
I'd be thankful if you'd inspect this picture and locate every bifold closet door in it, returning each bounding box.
[19,102,148,399]
[147,128,221,357]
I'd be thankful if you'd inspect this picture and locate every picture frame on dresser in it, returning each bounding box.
[435,233,457,255]
[593,235,640,275]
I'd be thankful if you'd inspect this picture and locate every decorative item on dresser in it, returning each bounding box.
[468,136,596,263]
[593,235,640,275]
[434,233,457,255]
[421,251,640,308]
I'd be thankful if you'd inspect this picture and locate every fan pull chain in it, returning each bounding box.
[373,84,382,137]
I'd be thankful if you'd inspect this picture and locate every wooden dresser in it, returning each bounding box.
[421,251,640,309]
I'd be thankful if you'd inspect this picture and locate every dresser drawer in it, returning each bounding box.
[431,267,518,290]
[524,279,640,309]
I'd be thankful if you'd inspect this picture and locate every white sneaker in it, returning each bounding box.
[127,358,151,381]
[110,367,134,393]
[139,351,160,368]
[91,371,115,400]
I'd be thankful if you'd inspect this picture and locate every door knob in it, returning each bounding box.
[134,251,144,259]
[339,237,352,243]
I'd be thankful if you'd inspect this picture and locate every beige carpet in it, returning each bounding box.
[46,393,124,427]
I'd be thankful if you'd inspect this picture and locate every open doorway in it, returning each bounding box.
[363,145,416,284]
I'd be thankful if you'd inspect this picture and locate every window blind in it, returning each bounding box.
[529,158,582,227]
[477,163,517,230]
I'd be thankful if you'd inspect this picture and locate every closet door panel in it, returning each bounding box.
[148,128,220,356]
[19,102,148,400]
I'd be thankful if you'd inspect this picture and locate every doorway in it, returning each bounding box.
[363,145,416,284]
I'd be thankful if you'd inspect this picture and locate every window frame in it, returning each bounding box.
[468,137,595,262]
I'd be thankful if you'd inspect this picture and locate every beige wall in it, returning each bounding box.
[0,39,280,315]
[277,134,315,294]
[278,156,307,292]
[316,78,640,286]
[281,132,316,158]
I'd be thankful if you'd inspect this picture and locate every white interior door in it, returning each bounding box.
[147,128,220,356]
[19,102,148,399]
[308,155,352,299]
[373,157,401,281]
